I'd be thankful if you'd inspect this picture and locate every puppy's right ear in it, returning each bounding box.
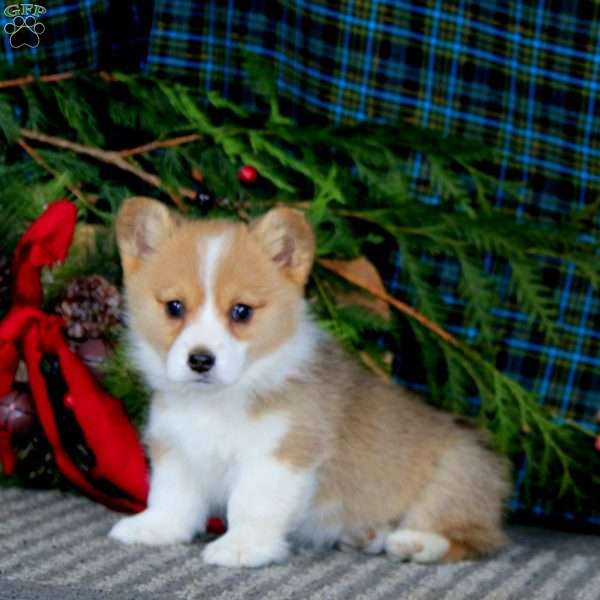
[116,197,179,276]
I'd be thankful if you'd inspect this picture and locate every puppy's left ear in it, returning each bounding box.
[116,196,180,277]
[251,207,315,285]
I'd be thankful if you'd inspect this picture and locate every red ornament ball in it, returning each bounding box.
[238,165,258,185]
[0,388,36,436]
[206,517,226,535]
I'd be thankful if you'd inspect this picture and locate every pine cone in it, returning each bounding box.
[55,275,121,340]
[0,255,11,316]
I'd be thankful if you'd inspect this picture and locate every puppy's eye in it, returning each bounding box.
[230,303,253,323]
[165,300,186,319]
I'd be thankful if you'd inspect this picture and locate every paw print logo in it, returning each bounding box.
[4,15,45,48]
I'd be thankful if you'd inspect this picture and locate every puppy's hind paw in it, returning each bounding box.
[340,527,388,555]
[385,529,449,563]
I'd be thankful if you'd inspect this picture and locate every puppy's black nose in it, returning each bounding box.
[188,350,216,373]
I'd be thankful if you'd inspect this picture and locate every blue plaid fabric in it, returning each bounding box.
[1,0,599,527]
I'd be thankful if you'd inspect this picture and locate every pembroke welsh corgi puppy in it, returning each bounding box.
[109,197,510,567]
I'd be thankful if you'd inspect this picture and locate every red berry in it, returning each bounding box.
[206,517,226,535]
[238,165,258,184]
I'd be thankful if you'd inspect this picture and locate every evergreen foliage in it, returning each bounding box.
[0,60,598,515]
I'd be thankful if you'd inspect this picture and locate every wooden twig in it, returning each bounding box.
[359,351,390,381]
[0,71,75,90]
[17,137,89,205]
[0,70,114,90]
[119,133,202,157]
[19,128,193,211]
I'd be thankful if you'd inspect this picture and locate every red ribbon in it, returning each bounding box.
[0,200,148,512]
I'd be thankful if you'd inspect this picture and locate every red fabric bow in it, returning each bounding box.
[0,200,149,512]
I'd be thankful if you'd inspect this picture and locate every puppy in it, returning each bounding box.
[109,197,510,567]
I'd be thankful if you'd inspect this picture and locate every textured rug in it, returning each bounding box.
[1,488,599,600]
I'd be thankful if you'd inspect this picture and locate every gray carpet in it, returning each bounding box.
[1,488,599,600]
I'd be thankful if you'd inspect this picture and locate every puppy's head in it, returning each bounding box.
[116,197,314,390]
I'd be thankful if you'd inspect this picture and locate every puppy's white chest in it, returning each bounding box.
[148,397,289,500]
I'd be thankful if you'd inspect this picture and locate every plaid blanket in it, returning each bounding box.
[1,0,599,526]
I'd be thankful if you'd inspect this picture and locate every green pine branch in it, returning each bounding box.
[0,66,598,514]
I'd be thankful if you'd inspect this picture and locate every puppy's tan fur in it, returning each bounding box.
[254,341,510,560]
[116,197,510,562]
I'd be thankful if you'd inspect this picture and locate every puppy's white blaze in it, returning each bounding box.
[165,234,248,385]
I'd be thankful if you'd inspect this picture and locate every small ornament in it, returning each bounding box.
[13,432,58,488]
[0,255,11,315]
[0,388,36,437]
[74,338,112,378]
[194,183,216,215]
[55,275,121,341]
[15,360,28,383]
[238,165,258,185]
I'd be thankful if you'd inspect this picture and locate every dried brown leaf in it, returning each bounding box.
[318,257,391,321]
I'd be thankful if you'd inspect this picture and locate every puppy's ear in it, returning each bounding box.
[116,197,179,276]
[251,207,315,285]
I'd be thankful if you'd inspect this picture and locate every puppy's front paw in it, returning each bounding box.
[109,510,193,546]
[202,531,288,568]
